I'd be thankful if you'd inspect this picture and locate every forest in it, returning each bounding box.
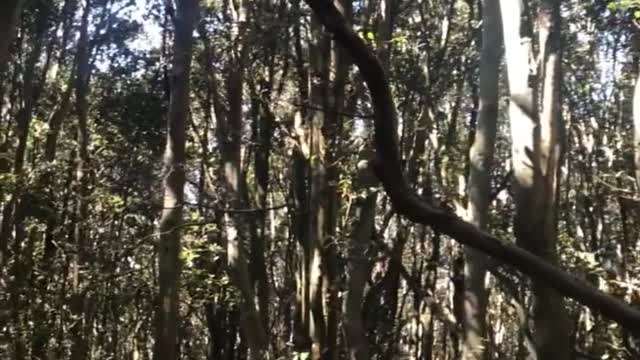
[1,0,640,359]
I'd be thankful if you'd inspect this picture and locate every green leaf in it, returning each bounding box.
[366,31,375,40]
[180,248,198,268]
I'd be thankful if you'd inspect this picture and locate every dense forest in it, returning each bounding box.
[1,0,640,359]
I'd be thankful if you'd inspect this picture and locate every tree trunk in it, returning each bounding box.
[501,0,570,358]
[250,84,273,336]
[70,2,91,358]
[462,0,501,359]
[634,66,640,190]
[533,1,570,358]
[291,0,311,349]
[153,1,198,359]
[344,184,377,360]
[342,71,374,360]
[219,1,268,356]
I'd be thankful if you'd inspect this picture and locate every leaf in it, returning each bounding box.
[366,31,375,40]
[180,248,198,268]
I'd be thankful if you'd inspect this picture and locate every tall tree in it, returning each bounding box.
[634,28,640,190]
[463,0,502,358]
[153,0,198,359]
[500,0,570,357]
[344,156,377,360]
[217,0,268,355]
[69,2,92,358]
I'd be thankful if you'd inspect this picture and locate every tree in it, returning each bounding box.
[463,0,502,358]
[70,2,92,358]
[153,0,198,358]
[634,27,640,189]
[500,0,571,357]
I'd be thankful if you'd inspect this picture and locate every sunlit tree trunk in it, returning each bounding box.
[153,1,198,359]
[462,0,501,359]
[303,2,352,358]
[534,1,570,358]
[500,0,570,358]
[291,0,312,350]
[219,0,268,356]
[307,19,328,358]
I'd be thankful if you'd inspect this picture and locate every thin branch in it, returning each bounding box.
[291,101,375,119]
[182,201,292,213]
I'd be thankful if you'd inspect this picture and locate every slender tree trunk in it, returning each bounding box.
[291,0,311,348]
[634,53,640,189]
[250,84,273,335]
[70,2,91,358]
[344,184,377,360]
[533,1,570,358]
[307,15,329,360]
[501,0,570,358]
[462,1,501,359]
[322,1,351,356]
[153,1,198,359]
[219,1,268,356]
[40,0,78,260]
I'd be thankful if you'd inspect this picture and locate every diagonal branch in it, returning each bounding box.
[301,0,640,333]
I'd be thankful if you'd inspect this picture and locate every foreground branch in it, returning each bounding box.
[302,0,640,333]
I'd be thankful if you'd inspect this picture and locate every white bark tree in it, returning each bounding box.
[463,0,502,358]
[500,0,570,358]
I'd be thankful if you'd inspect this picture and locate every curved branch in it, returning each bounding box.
[302,0,640,333]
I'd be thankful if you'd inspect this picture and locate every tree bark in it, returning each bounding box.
[219,1,268,356]
[634,63,640,190]
[462,1,501,359]
[344,186,377,360]
[250,83,272,340]
[153,1,198,359]
[70,2,92,359]
[531,0,571,358]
